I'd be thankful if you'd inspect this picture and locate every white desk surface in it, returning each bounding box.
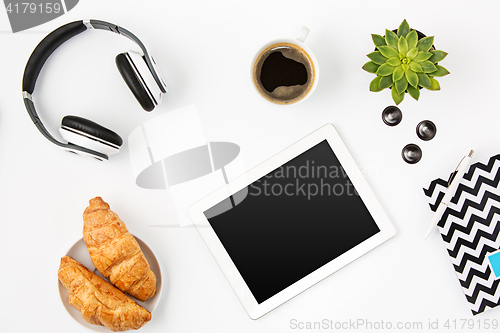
[1,0,500,332]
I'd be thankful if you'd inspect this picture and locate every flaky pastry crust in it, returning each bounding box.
[83,197,156,302]
[58,256,151,331]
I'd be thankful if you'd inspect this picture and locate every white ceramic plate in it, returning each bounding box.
[58,236,162,332]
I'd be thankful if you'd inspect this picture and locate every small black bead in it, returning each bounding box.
[382,106,403,126]
[416,120,437,141]
[402,144,422,164]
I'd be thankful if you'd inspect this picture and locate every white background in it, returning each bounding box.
[1,0,500,332]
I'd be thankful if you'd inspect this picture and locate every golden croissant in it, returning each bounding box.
[83,197,156,302]
[58,256,151,331]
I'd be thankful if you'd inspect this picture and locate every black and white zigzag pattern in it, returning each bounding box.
[424,154,500,315]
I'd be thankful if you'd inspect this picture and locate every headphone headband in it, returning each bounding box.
[23,21,86,94]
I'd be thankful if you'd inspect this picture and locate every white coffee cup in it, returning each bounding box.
[251,27,319,106]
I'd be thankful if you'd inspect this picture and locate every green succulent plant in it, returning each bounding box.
[363,20,449,105]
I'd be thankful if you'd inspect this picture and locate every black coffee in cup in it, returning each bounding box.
[253,42,315,105]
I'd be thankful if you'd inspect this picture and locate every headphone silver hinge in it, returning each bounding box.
[109,25,119,34]
[22,91,33,101]
[83,20,94,30]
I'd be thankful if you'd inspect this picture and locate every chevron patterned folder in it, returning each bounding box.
[423,154,500,315]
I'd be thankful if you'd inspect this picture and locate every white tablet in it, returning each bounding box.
[188,124,396,319]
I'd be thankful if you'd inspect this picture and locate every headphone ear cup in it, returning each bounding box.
[115,53,155,112]
[60,115,123,157]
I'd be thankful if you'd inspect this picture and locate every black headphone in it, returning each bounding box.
[22,19,168,161]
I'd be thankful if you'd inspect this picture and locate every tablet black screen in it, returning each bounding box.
[204,140,380,304]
